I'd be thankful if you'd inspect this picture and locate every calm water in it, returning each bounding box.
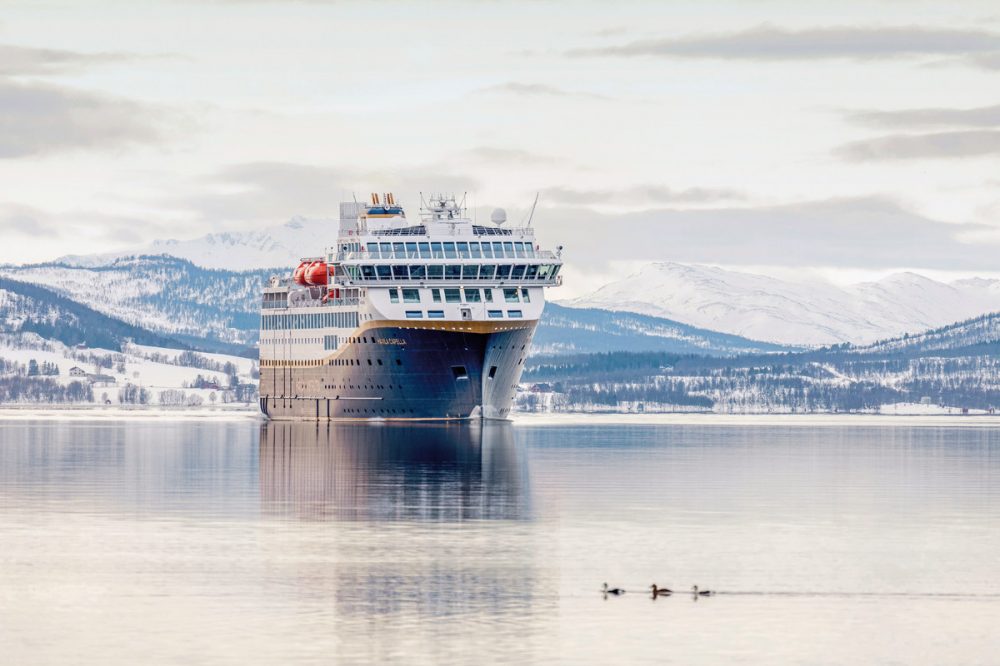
[1,419,999,664]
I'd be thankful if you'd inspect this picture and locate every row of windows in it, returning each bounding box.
[261,311,359,331]
[389,287,530,304]
[404,309,522,319]
[362,240,537,260]
[347,263,559,282]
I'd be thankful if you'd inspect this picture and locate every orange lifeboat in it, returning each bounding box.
[304,261,328,286]
[292,261,309,285]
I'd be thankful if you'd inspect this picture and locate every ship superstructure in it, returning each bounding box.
[258,193,562,420]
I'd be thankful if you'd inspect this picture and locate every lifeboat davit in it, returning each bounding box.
[292,261,309,285]
[304,261,328,286]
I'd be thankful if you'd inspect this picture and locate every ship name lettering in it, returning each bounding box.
[376,338,407,345]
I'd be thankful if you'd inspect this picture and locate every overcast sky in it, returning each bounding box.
[2,0,1000,295]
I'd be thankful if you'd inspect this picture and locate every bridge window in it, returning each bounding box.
[457,242,470,258]
[379,242,391,255]
[503,242,514,256]
[464,288,481,302]
[481,243,494,258]
[392,265,408,279]
[514,242,526,258]
[431,242,443,258]
[497,265,512,279]
[503,288,519,303]
[511,265,526,279]
[479,265,496,280]
[366,242,379,256]
[470,243,482,258]
[525,265,539,279]
[492,242,504,257]
[392,242,405,256]
[444,288,461,303]
[462,264,478,280]
[405,242,417,257]
[418,242,431,258]
[409,264,426,280]
[402,288,420,303]
[445,265,461,280]
[376,265,392,280]
[443,242,457,258]
[428,264,444,279]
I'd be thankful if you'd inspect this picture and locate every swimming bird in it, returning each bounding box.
[602,582,625,596]
[650,584,673,598]
[691,585,714,596]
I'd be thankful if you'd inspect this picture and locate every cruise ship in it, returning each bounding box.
[258,193,563,420]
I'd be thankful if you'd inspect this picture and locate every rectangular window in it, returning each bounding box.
[427,264,444,279]
[431,241,443,258]
[366,242,379,256]
[376,265,392,280]
[521,288,531,303]
[488,310,503,319]
[324,335,339,350]
[443,242,457,258]
[392,242,405,256]
[405,242,417,258]
[497,265,512,279]
[445,265,461,280]
[431,288,442,302]
[444,288,461,303]
[511,265,526,279]
[361,265,376,280]
[481,243,494,258]
[462,264,478,280]
[402,288,420,303]
[537,264,551,279]
[418,242,431,258]
[493,241,504,257]
[392,265,408,279]
[409,265,426,280]
[503,242,514,257]
[484,288,493,302]
[405,310,423,319]
[508,310,523,318]
[488,365,498,379]
[464,288,481,302]
[525,265,539,279]
[380,242,392,255]
[470,243,482,258]
[503,288,519,303]
[389,288,399,303]
[428,310,445,319]
[479,265,496,280]
[514,242,526,257]
[457,242,470,258]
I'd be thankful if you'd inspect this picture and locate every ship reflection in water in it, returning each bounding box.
[259,421,531,522]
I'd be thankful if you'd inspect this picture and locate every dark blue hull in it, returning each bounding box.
[259,322,536,420]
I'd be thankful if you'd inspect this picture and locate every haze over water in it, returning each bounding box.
[1,419,999,664]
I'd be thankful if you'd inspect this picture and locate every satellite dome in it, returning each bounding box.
[490,208,507,225]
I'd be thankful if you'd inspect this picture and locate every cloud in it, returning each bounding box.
[0,43,135,77]
[541,185,744,205]
[476,82,612,101]
[569,25,1000,61]
[0,80,166,158]
[0,203,162,246]
[536,197,1000,272]
[846,104,1000,129]
[170,161,479,223]
[969,51,1000,69]
[834,130,1000,160]
[461,146,564,166]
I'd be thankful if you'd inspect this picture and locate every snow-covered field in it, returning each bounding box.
[512,411,1000,427]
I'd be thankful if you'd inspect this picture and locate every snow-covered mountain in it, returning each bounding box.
[58,216,336,270]
[564,262,1000,346]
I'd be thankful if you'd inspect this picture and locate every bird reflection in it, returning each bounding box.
[259,421,531,521]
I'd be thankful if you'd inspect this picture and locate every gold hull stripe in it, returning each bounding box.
[260,319,537,368]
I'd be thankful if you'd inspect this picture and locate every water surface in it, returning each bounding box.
[1,419,998,664]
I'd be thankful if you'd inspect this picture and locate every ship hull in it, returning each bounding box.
[259,322,536,421]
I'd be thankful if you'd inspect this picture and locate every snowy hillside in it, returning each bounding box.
[564,262,1000,346]
[58,216,336,270]
[0,256,269,353]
